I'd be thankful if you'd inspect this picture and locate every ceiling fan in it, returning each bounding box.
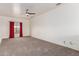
[26,9,36,16]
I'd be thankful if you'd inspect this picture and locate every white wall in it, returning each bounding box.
[31,3,79,51]
[0,16,30,41]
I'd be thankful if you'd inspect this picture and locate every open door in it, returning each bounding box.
[9,22,14,38]
[20,22,23,37]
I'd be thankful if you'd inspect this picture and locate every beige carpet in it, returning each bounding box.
[0,36,79,56]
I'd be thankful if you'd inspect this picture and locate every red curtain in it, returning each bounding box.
[20,22,23,37]
[9,22,14,38]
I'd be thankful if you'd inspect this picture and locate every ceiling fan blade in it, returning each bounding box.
[26,11,28,14]
[26,9,29,11]
[28,12,36,15]
[25,9,36,15]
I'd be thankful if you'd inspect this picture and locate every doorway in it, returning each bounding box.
[14,22,20,38]
[9,22,23,38]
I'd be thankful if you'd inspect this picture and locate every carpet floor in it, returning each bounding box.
[0,36,79,56]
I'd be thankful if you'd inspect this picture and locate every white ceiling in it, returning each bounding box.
[0,3,57,18]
